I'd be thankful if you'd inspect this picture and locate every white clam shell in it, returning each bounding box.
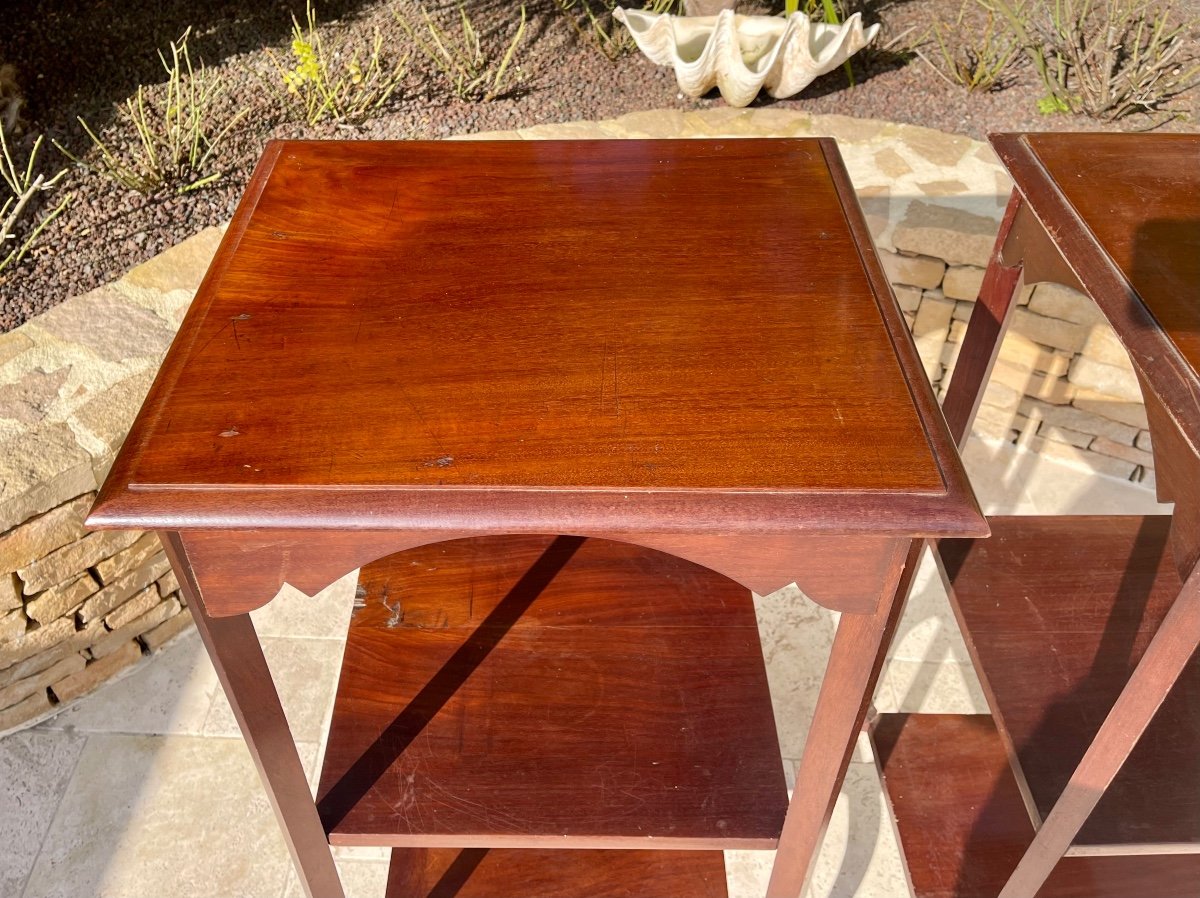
[614,9,881,107]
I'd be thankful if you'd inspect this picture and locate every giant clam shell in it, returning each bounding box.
[614,9,880,107]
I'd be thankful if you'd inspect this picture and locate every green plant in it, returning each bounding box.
[395,2,527,102]
[555,0,676,62]
[916,1,1021,92]
[988,0,1200,122]
[268,1,409,125]
[56,29,247,193]
[1,130,70,274]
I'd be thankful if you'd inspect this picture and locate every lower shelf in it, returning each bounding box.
[872,713,1200,898]
[384,847,728,897]
[939,515,1200,849]
[316,534,788,849]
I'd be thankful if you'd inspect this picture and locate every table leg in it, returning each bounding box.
[162,532,346,898]
[998,573,1200,898]
[765,541,914,898]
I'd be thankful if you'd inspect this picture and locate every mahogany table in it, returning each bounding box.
[871,133,1200,897]
[88,138,984,898]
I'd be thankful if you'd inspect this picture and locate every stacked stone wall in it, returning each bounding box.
[0,227,225,734]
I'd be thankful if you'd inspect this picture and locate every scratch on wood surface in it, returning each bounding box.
[230,313,251,350]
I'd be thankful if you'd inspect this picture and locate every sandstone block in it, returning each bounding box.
[1039,424,1093,449]
[982,380,1022,412]
[1027,283,1103,326]
[0,365,70,426]
[0,616,74,669]
[140,606,193,652]
[0,423,96,534]
[1136,430,1153,452]
[942,265,986,301]
[105,585,162,631]
[34,283,175,364]
[892,284,922,314]
[17,529,141,595]
[0,573,19,612]
[1011,309,1088,354]
[0,621,101,688]
[1036,375,1075,405]
[0,651,85,711]
[0,493,93,576]
[1071,388,1149,430]
[0,330,33,367]
[1028,437,1138,480]
[996,332,1070,377]
[0,689,52,733]
[1080,326,1129,367]
[951,301,973,323]
[78,554,171,624]
[892,201,999,268]
[1068,356,1143,402]
[0,609,26,644]
[914,293,956,337]
[156,569,180,598]
[1019,399,1140,444]
[25,573,99,624]
[1070,386,1152,429]
[90,599,178,659]
[94,532,157,585]
[121,225,225,294]
[69,369,156,457]
[51,640,143,705]
[972,404,1026,442]
[1091,436,1155,467]
[879,250,946,290]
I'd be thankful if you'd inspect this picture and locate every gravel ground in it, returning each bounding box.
[1,0,1197,330]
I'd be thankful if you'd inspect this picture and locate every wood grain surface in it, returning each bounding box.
[873,713,1200,898]
[939,515,1200,849]
[384,847,729,897]
[316,534,788,848]
[89,138,983,539]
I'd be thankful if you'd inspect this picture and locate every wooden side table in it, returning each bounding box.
[87,139,985,898]
[872,133,1200,897]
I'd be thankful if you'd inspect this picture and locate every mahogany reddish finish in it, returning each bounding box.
[384,847,729,897]
[877,134,1200,898]
[940,516,1200,848]
[872,714,1200,898]
[316,535,788,848]
[89,138,982,538]
[87,138,987,898]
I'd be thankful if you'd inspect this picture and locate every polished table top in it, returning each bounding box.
[91,138,981,538]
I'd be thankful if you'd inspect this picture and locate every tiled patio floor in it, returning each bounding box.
[0,437,1168,898]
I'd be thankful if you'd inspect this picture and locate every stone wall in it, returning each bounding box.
[0,110,1159,735]
[0,227,225,735]
[881,250,1153,485]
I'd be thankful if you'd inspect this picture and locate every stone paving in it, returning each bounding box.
[0,108,1169,897]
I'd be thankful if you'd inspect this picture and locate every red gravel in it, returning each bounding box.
[1,0,1197,331]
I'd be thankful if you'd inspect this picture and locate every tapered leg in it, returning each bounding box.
[998,575,1200,898]
[940,190,1025,448]
[162,532,346,898]
[765,543,914,898]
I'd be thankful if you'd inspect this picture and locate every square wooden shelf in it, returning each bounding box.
[383,847,729,897]
[939,515,1200,849]
[316,534,789,850]
[872,713,1200,898]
